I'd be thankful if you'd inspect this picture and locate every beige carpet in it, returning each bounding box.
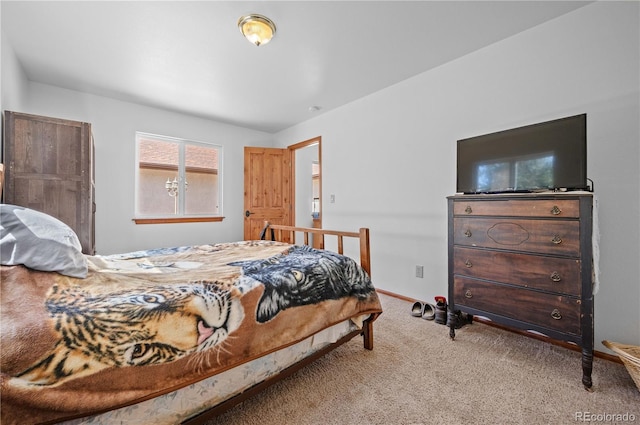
[208,293,640,425]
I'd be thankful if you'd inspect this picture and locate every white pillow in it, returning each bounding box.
[0,204,88,278]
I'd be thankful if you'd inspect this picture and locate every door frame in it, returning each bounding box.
[288,136,322,230]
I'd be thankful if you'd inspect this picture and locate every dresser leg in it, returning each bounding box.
[582,348,593,391]
[447,311,457,340]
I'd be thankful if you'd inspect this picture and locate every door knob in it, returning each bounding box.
[245,210,254,217]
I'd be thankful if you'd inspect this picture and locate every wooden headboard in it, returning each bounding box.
[259,221,371,277]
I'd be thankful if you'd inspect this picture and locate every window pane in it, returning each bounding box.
[137,138,180,215]
[515,155,554,190]
[184,144,220,215]
[135,132,222,219]
[477,162,510,192]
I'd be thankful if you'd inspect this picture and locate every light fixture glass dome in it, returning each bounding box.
[238,14,276,46]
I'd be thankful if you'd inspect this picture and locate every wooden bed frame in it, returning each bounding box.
[0,166,378,424]
[182,222,379,425]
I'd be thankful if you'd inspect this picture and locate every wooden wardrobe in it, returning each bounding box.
[2,111,95,254]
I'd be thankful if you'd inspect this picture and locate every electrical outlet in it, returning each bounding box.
[415,265,424,278]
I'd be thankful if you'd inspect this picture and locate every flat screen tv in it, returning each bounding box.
[456,114,588,194]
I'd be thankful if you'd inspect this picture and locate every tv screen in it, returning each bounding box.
[456,114,587,194]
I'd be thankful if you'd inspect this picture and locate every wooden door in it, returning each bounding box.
[243,147,291,240]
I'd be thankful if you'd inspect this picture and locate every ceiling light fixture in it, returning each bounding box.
[238,14,276,46]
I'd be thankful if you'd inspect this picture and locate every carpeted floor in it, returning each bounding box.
[207,293,640,425]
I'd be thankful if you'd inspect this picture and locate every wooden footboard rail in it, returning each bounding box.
[260,221,376,351]
[259,221,372,277]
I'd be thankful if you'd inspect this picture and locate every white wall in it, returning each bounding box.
[1,29,29,120]
[16,83,273,254]
[274,2,640,350]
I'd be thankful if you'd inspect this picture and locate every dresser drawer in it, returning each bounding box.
[453,277,581,335]
[453,217,580,256]
[453,199,580,218]
[453,246,581,296]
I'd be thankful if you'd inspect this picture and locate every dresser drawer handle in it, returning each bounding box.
[464,229,472,237]
[464,290,473,299]
[550,205,562,215]
[551,234,563,244]
[551,309,562,320]
[550,271,562,282]
[465,205,473,214]
[464,259,473,268]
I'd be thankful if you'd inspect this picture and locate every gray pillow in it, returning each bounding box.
[0,204,88,278]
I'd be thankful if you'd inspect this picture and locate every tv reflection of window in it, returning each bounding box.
[476,153,554,192]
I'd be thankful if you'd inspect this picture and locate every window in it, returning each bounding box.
[476,153,554,192]
[134,132,223,224]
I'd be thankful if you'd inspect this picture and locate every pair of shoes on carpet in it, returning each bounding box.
[410,301,435,320]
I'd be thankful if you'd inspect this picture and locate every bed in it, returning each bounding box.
[0,201,382,425]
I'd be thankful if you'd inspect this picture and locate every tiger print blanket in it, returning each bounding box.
[0,241,382,425]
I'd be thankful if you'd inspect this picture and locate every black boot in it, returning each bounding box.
[434,296,447,325]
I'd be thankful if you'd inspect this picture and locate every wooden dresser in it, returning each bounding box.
[447,193,594,389]
[3,111,95,254]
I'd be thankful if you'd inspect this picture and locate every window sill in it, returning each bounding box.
[133,216,224,225]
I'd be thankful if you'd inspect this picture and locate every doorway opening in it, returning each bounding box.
[289,136,322,247]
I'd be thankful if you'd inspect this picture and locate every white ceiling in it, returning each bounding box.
[1,1,591,133]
